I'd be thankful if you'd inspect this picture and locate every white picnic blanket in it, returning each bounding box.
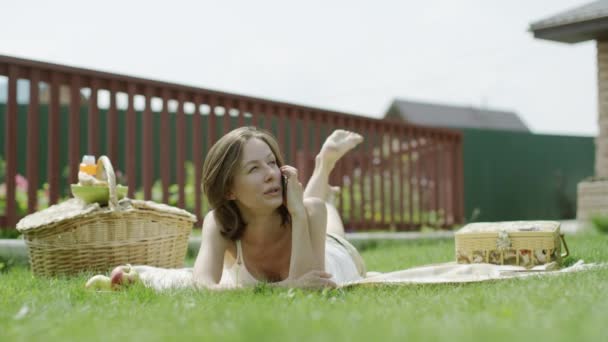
[132,260,605,291]
[344,260,603,287]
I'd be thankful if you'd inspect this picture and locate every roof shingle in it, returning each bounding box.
[530,0,608,31]
[529,0,608,43]
[385,99,529,132]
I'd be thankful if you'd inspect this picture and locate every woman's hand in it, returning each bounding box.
[280,165,305,217]
[287,270,336,289]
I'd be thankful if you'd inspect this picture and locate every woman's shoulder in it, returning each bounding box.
[201,210,220,229]
[201,210,235,252]
[201,210,227,241]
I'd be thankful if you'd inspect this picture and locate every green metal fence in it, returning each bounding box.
[462,128,594,222]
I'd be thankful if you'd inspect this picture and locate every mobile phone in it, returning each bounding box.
[282,175,287,201]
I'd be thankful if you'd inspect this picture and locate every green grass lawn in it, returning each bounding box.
[1,230,607,342]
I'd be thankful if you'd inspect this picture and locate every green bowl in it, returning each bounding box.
[71,184,128,205]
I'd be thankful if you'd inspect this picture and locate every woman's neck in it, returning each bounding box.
[240,211,286,245]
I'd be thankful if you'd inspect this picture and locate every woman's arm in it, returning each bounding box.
[303,197,328,269]
[192,211,235,290]
[281,166,328,278]
[289,204,322,277]
[280,200,336,289]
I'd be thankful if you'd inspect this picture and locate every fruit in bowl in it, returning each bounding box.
[71,184,128,204]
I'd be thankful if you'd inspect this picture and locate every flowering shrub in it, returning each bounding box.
[0,175,54,218]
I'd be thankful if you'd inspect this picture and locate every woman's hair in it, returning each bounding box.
[202,126,290,240]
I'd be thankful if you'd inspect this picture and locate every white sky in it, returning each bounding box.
[1,0,597,136]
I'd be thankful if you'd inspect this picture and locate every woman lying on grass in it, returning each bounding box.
[192,126,367,290]
[104,126,597,292]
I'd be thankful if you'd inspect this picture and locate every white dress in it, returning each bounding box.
[219,233,365,287]
[133,233,366,291]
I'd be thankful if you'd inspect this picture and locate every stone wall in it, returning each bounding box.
[596,40,608,177]
[577,39,608,220]
[577,180,608,219]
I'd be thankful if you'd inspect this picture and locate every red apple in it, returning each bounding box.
[110,264,140,289]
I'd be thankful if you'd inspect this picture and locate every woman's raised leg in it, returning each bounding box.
[303,130,363,201]
[303,130,363,237]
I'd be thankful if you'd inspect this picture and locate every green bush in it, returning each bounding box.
[0,255,15,273]
[0,229,21,238]
[591,215,608,234]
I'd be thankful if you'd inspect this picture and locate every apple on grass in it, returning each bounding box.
[85,275,112,291]
[110,264,140,289]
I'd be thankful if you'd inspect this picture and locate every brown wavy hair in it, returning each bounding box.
[202,126,291,240]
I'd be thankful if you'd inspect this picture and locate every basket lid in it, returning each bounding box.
[16,198,197,233]
[16,198,101,232]
[129,199,197,222]
[455,221,560,235]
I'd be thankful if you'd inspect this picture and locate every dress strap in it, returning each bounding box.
[235,240,244,266]
[234,240,244,286]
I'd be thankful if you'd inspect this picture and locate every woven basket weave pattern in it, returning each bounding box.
[455,221,564,267]
[18,156,195,276]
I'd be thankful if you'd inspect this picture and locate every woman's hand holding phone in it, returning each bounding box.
[280,165,305,217]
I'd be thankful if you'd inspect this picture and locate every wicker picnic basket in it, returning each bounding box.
[16,156,197,276]
[454,221,569,268]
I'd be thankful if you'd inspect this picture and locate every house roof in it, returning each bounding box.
[529,0,608,43]
[385,99,529,132]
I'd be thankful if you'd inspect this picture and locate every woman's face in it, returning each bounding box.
[229,138,283,214]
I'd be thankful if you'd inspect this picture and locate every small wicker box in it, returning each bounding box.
[454,221,569,268]
[16,156,197,276]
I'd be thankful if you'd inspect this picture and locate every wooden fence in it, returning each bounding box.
[0,55,463,231]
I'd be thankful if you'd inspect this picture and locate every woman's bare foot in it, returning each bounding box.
[304,130,363,202]
[319,130,364,167]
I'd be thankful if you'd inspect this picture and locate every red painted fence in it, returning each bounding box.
[0,55,463,231]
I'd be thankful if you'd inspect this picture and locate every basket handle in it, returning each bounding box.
[560,233,570,258]
[95,155,118,211]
